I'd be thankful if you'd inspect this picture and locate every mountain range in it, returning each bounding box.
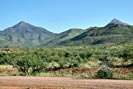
[0,19,133,47]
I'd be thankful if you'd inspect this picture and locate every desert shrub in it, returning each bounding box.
[47,62,60,70]
[96,65,113,79]
[13,54,47,76]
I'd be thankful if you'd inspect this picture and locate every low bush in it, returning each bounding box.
[96,65,113,79]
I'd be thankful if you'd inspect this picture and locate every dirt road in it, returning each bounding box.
[0,76,133,89]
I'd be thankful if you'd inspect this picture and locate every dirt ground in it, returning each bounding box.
[0,76,133,89]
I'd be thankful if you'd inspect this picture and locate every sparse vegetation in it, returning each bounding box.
[0,43,132,79]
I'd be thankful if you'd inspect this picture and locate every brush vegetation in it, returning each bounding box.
[0,43,132,79]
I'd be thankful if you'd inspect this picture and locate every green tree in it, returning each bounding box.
[13,54,47,76]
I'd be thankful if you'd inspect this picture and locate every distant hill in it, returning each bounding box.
[0,21,55,47]
[57,19,133,46]
[42,28,84,47]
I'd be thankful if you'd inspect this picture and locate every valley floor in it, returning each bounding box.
[0,76,133,89]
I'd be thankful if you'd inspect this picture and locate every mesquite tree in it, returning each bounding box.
[13,53,47,76]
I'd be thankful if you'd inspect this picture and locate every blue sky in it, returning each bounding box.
[0,0,133,33]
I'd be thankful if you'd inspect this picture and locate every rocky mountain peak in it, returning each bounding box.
[109,18,128,25]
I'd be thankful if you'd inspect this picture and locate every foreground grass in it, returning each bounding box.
[0,64,133,79]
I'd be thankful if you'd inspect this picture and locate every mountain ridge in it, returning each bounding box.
[0,18,132,47]
[56,19,133,46]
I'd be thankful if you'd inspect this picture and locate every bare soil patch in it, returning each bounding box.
[0,76,133,89]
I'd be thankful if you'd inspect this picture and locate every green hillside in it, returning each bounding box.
[42,28,84,47]
[57,19,133,46]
